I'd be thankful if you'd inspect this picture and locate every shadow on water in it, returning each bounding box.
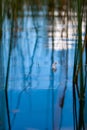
[0,0,87,130]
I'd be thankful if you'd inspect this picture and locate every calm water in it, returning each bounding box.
[0,3,87,130]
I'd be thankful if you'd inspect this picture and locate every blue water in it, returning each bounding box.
[0,5,87,130]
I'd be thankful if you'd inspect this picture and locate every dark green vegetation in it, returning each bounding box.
[72,0,87,130]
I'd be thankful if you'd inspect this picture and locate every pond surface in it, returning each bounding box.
[0,3,87,130]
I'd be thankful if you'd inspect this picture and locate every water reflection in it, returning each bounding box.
[0,1,87,130]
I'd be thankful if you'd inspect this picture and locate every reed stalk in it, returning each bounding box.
[73,0,86,129]
[5,9,15,130]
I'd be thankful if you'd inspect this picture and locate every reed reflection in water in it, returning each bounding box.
[0,0,87,130]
